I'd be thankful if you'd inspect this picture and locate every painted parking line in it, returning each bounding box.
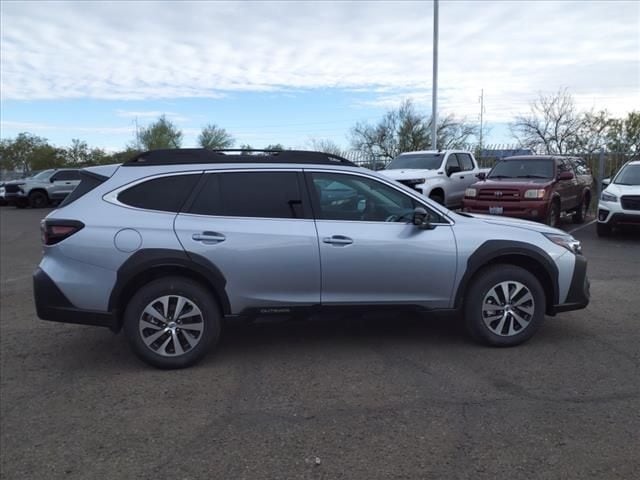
[567,219,597,234]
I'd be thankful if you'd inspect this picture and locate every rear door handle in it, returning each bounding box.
[459,176,465,179]
[323,235,353,246]
[192,231,226,244]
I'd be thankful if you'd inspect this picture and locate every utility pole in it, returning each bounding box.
[479,88,484,151]
[431,0,439,150]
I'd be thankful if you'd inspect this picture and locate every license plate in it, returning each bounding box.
[489,206,503,215]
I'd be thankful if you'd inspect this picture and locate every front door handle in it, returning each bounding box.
[192,231,226,244]
[459,176,465,179]
[323,235,353,246]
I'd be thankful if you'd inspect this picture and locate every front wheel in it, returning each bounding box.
[546,201,560,227]
[464,265,545,347]
[29,191,48,208]
[429,193,445,206]
[123,277,222,369]
[572,196,589,224]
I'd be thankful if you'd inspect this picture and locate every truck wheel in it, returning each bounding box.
[123,276,222,369]
[546,200,560,227]
[429,193,445,206]
[464,265,545,347]
[572,195,589,224]
[29,191,48,208]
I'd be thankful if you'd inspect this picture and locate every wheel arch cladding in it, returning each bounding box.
[455,240,559,314]
[108,248,231,329]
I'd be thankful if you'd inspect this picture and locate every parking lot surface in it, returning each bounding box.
[1,207,639,479]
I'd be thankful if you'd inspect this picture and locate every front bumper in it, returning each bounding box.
[462,198,549,221]
[33,268,117,330]
[552,254,589,313]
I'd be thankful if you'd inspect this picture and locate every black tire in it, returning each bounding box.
[14,200,27,209]
[28,190,48,208]
[429,193,445,206]
[596,221,612,237]
[464,265,545,347]
[546,200,560,227]
[123,276,222,369]
[572,195,589,224]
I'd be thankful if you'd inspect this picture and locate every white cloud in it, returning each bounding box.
[1,0,638,123]
[115,110,190,122]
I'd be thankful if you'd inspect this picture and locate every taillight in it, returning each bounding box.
[41,220,84,246]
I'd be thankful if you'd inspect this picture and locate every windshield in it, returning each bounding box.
[30,169,55,180]
[614,164,640,185]
[488,159,554,179]
[386,153,443,170]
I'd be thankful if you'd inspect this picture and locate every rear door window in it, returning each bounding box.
[51,170,81,181]
[118,174,201,212]
[188,171,308,219]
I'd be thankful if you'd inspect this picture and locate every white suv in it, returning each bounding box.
[597,160,640,236]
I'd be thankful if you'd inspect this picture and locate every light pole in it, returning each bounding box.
[431,0,439,150]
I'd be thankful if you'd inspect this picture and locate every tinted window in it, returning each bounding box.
[189,172,305,219]
[59,171,107,207]
[311,172,428,223]
[386,154,443,170]
[557,159,573,175]
[571,158,590,175]
[119,174,201,212]
[52,170,81,181]
[489,159,554,179]
[456,153,474,171]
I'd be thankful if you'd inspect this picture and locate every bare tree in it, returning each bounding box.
[510,88,583,154]
[308,138,343,156]
[350,99,478,161]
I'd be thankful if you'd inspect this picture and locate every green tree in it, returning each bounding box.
[66,138,90,164]
[138,115,183,150]
[264,144,284,151]
[0,132,64,173]
[239,144,253,154]
[198,124,234,149]
[607,111,640,154]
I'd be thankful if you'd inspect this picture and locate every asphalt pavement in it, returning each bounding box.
[1,207,639,479]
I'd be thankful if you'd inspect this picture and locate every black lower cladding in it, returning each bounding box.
[553,254,589,313]
[610,213,640,225]
[33,268,116,329]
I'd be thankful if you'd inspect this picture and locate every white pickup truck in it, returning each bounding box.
[380,150,489,209]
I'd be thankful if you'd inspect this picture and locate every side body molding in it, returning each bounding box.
[454,240,560,312]
[108,248,231,318]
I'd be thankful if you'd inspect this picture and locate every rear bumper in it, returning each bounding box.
[462,199,550,220]
[33,268,117,330]
[552,254,589,313]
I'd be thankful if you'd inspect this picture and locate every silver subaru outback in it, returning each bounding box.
[34,149,589,368]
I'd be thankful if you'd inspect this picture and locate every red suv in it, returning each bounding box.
[462,156,593,227]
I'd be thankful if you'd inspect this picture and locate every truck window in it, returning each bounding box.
[456,153,474,171]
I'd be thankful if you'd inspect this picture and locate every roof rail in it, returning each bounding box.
[122,148,356,167]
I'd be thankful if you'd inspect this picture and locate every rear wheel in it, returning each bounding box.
[596,221,612,237]
[29,191,48,208]
[572,195,589,224]
[123,276,221,369]
[546,200,560,227]
[464,265,545,347]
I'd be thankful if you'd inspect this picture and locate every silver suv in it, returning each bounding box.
[4,168,81,208]
[34,149,589,368]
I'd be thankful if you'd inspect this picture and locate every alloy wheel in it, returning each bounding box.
[139,295,204,356]
[482,281,535,336]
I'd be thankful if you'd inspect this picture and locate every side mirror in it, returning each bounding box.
[476,172,486,180]
[50,177,56,183]
[602,178,611,187]
[557,171,574,181]
[446,165,461,176]
[413,207,435,229]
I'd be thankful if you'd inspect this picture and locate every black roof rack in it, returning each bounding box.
[122,148,356,167]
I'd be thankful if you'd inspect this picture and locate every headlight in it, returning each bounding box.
[465,188,477,198]
[601,191,617,202]
[524,189,546,199]
[543,233,582,254]
[404,178,426,186]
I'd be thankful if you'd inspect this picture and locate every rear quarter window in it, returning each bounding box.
[58,171,107,207]
[118,174,202,212]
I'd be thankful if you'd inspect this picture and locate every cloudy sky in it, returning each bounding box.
[1,0,638,151]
